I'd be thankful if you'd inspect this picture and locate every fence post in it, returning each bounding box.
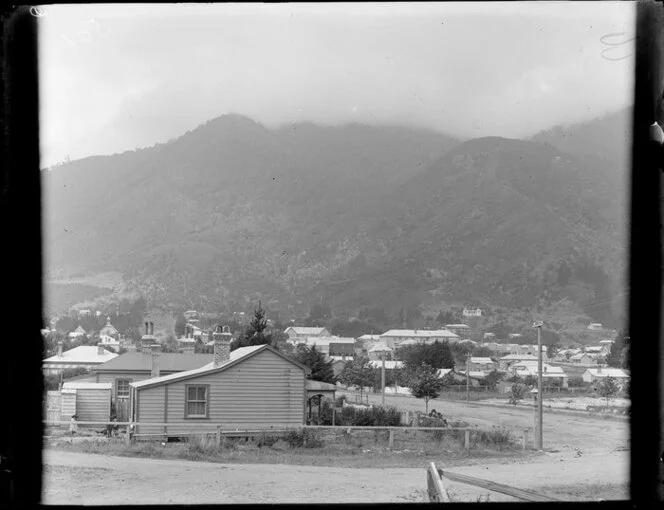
[464,430,470,450]
[388,428,394,449]
[523,429,529,450]
[125,424,131,445]
[216,425,221,449]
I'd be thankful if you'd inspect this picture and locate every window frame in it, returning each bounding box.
[115,378,132,399]
[184,384,210,419]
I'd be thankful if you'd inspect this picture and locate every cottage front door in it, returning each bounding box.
[116,398,130,421]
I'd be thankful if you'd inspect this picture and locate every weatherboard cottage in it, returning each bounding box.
[129,328,311,436]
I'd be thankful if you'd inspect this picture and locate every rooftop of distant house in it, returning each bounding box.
[380,329,459,338]
[94,351,213,372]
[285,327,328,335]
[43,346,118,364]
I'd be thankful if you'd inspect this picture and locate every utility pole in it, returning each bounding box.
[466,354,470,404]
[533,321,544,450]
[381,350,386,406]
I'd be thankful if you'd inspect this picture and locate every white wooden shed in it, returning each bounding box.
[61,382,112,422]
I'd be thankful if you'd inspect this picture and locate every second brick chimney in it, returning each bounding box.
[97,343,105,356]
[150,344,161,378]
[213,325,232,368]
[57,341,63,358]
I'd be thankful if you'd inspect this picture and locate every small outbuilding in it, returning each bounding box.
[60,382,112,422]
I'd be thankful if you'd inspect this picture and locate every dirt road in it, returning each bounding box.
[42,449,628,503]
[346,392,629,454]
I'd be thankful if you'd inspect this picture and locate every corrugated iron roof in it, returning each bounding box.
[94,352,212,372]
[43,346,118,364]
[470,357,495,363]
[380,329,459,338]
[285,327,327,335]
[585,368,629,378]
[305,380,338,392]
[62,382,112,390]
[329,343,356,355]
[131,345,309,389]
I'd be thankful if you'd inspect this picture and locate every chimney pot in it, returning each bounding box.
[149,322,154,336]
[145,322,149,336]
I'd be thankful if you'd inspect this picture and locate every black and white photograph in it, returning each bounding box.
[18,0,647,503]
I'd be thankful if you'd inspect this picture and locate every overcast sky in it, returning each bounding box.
[39,2,635,167]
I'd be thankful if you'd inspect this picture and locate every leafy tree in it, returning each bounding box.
[294,345,336,384]
[161,334,178,353]
[329,319,374,338]
[232,301,272,350]
[174,315,187,338]
[473,346,494,358]
[409,363,447,414]
[523,375,538,387]
[509,383,525,405]
[621,336,630,370]
[400,341,454,372]
[479,370,503,390]
[484,321,512,340]
[338,356,374,400]
[435,309,457,325]
[596,376,619,407]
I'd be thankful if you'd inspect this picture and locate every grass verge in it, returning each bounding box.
[44,427,531,469]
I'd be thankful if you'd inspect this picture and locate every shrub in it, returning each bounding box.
[474,428,515,450]
[257,433,280,448]
[319,401,402,427]
[335,395,347,407]
[568,377,586,388]
[284,428,323,448]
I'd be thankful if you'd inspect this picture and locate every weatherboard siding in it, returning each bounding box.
[135,350,306,435]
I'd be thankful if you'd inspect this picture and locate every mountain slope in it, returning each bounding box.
[311,136,628,326]
[44,114,628,327]
[44,116,458,312]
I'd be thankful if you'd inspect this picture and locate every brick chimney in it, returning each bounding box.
[597,365,602,374]
[57,341,63,358]
[150,344,161,378]
[97,343,105,356]
[213,326,232,368]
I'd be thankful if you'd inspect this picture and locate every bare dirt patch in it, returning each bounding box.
[41,448,628,504]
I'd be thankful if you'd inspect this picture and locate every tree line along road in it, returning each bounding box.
[340,391,629,455]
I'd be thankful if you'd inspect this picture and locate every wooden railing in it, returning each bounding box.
[44,421,532,451]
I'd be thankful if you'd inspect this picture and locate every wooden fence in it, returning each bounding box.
[427,462,560,502]
[43,420,532,451]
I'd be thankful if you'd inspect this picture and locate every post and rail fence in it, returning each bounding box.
[43,420,533,451]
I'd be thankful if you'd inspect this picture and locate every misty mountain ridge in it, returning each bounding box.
[44,110,629,328]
